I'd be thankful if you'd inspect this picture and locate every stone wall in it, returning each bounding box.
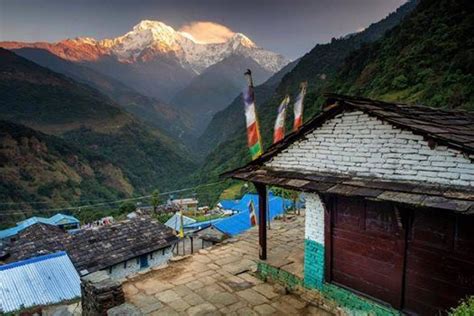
[108,246,173,279]
[81,271,125,316]
[266,111,474,186]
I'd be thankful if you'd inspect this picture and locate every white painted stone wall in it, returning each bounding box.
[304,193,325,244]
[107,246,173,280]
[267,111,474,186]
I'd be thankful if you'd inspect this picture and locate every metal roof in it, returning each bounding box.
[0,251,81,313]
[214,194,294,236]
[0,213,79,239]
[165,213,196,232]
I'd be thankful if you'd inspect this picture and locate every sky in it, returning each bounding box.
[0,0,406,60]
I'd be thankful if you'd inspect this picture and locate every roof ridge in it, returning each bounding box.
[0,251,67,270]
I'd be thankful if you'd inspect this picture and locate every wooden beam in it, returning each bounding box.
[255,183,267,260]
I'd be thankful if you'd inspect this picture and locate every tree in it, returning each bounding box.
[119,201,136,214]
[151,189,160,213]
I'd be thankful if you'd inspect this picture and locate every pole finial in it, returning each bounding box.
[244,69,254,87]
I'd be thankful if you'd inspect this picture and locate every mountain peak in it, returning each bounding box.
[229,33,256,48]
[0,20,289,73]
[132,20,176,35]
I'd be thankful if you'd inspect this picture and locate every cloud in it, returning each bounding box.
[179,21,235,44]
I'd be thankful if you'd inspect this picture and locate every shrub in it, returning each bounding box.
[450,296,474,316]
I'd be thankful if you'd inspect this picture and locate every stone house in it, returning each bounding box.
[3,216,178,280]
[224,95,474,315]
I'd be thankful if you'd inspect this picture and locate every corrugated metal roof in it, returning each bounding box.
[165,213,196,232]
[0,213,79,239]
[213,194,295,236]
[0,251,81,313]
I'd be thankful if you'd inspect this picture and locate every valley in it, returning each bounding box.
[0,0,473,225]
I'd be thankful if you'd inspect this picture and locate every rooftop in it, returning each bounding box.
[223,95,474,214]
[5,216,178,275]
[122,213,328,315]
[0,251,80,313]
[0,213,79,239]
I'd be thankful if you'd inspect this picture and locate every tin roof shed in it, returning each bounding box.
[0,251,81,313]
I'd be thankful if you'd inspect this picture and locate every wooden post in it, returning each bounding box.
[255,183,267,260]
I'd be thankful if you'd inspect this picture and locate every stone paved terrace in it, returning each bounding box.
[123,212,334,315]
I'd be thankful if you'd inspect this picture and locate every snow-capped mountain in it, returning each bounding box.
[1,20,289,74]
[102,20,288,73]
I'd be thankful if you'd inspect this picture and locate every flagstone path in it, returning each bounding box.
[123,213,333,315]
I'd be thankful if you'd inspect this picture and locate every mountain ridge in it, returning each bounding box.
[0,48,196,198]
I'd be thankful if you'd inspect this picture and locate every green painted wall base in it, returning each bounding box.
[304,239,325,289]
[257,262,400,316]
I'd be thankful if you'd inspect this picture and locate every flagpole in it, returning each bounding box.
[243,69,263,160]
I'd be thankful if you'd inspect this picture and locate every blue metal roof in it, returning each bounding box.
[214,194,294,236]
[0,213,79,239]
[184,218,224,231]
[0,251,81,313]
[164,213,196,232]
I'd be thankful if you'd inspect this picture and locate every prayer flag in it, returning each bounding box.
[243,69,263,160]
[293,82,308,131]
[249,200,257,226]
[273,95,290,143]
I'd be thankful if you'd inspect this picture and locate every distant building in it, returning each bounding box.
[170,198,198,212]
[0,251,80,314]
[164,212,196,233]
[3,216,178,280]
[0,213,80,241]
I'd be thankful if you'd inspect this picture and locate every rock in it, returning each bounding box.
[107,303,143,316]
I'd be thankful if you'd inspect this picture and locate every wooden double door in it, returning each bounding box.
[325,196,474,315]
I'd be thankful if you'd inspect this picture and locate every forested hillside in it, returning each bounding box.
[0,49,196,221]
[0,121,132,228]
[192,0,418,203]
[329,0,474,110]
[10,47,197,141]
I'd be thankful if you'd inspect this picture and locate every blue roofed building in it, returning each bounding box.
[0,213,80,241]
[0,251,81,314]
[212,193,296,236]
[164,213,197,233]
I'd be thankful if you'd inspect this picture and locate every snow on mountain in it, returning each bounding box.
[77,20,290,73]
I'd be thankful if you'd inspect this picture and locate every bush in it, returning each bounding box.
[450,296,474,316]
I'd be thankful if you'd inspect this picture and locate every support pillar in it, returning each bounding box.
[255,182,267,260]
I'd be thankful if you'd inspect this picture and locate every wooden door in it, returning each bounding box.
[403,211,474,315]
[329,197,406,308]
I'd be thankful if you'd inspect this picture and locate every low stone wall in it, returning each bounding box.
[81,271,125,315]
[257,262,400,316]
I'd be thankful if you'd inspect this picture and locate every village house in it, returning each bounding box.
[0,213,80,241]
[2,216,178,280]
[170,197,199,212]
[224,95,474,315]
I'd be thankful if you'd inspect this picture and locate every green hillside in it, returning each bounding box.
[0,120,133,228]
[0,49,197,221]
[192,0,418,204]
[329,0,474,110]
[11,47,197,141]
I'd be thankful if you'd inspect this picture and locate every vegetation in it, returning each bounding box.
[329,0,474,110]
[150,189,160,213]
[449,296,474,316]
[0,49,196,227]
[191,0,418,201]
[0,120,129,228]
[153,212,173,224]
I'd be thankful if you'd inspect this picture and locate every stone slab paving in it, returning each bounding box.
[124,213,332,315]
